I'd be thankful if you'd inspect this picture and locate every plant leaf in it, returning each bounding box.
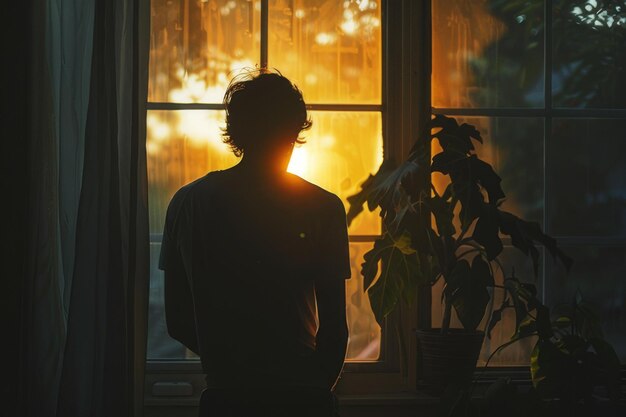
[431,115,482,154]
[458,122,483,144]
[387,186,418,235]
[472,255,494,288]
[503,278,530,333]
[451,286,490,331]
[361,233,423,327]
[497,210,573,276]
[469,156,505,204]
[431,150,468,175]
[487,298,510,339]
[531,339,573,393]
[446,259,470,290]
[367,160,420,213]
[430,192,456,237]
[448,256,491,331]
[588,337,621,373]
[473,205,503,260]
[346,159,397,226]
[367,260,404,328]
[516,315,538,339]
[453,180,484,230]
[535,304,553,340]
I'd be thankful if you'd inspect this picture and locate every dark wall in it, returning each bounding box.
[1,1,32,415]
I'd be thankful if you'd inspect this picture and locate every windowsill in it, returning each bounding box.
[144,392,438,407]
[337,392,438,406]
[144,368,625,411]
[143,362,535,407]
[144,359,397,373]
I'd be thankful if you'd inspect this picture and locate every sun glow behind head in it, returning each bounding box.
[287,146,309,178]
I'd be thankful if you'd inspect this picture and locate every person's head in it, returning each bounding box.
[222,70,312,164]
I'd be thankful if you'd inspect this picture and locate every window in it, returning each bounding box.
[142,0,626,407]
[146,0,385,363]
[432,0,626,365]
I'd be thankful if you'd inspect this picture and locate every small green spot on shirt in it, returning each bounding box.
[299,232,306,238]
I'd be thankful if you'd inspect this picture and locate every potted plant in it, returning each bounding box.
[346,114,572,393]
[483,278,622,417]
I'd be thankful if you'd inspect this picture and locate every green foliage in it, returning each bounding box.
[347,114,571,331]
[362,232,422,318]
[488,283,621,403]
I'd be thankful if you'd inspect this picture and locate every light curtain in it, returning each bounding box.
[19,0,150,416]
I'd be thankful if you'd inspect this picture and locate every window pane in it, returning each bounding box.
[432,0,544,108]
[268,0,382,104]
[552,0,626,109]
[147,110,383,235]
[290,111,383,235]
[431,116,543,234]
[546,245,626,361]
[448,117,544,224]
[149,0,260,103]
[147,110,239,234]
[346,242,381,361]
[432,247,544,366]
[547,118,626,237]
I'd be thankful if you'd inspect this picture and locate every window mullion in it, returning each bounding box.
[261,0,268,68]
[545,0,553,113]
[542,0,552,303]
[146,102,224,110]
[147,103,383,111]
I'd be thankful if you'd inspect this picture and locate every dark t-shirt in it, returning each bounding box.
[159,169,351,388]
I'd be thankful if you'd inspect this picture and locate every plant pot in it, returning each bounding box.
[416,328,485,395]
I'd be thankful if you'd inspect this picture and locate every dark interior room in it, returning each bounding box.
[3,0,625,416]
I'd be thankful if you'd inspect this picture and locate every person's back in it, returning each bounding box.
[159,71,350,416]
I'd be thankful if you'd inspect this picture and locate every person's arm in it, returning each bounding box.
[315,196,351,389]
[160,193,199,355]
[315,278,349,390]
[164,260,199,355]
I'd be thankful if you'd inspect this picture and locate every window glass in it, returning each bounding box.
[548,118,626,237]
[146,109,383,235]
[431,0,626,370]
[448,117,544,224]
[552,0,626,109]
[347,242,381,361]
[268,0,382,104]
[546,245,626,361]
[147,110,239,234]
[294,111,383,235]
[432,0,544,108]
[148,0,261,103]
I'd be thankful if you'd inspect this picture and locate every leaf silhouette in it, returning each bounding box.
[361,232,424,326]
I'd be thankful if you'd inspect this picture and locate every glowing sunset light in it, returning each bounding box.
[287,146,309,178]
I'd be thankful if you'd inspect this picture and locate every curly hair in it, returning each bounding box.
[222,69,312,157]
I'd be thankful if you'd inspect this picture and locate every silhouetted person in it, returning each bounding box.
[159,71,350,417]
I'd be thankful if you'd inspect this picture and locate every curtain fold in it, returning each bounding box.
[22,1,67,416]
[47,0,95,312]
[57,0,126,412]
[19,0,150,416]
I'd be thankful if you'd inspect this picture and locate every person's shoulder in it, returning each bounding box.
[169,171,225,209]
[286,173,344,212]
